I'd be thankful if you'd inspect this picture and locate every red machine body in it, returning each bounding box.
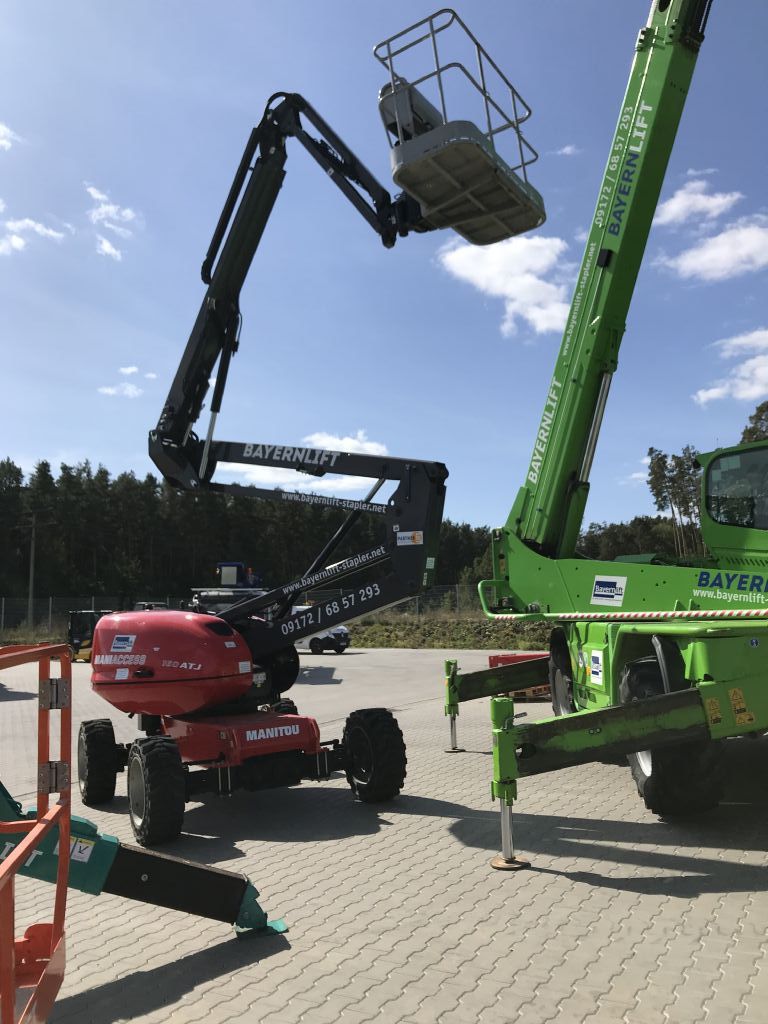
[91,610,254,715]
[164,711,321,765]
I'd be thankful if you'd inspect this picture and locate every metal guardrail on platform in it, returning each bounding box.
[0,644,72,1024]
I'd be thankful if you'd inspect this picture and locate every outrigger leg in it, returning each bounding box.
[0,782,286,936]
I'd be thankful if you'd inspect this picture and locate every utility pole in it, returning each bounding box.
[26,511,36,629]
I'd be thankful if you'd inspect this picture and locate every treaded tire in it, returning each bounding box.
[127,736,185,846]
[620,659,723,817]
[78,719,118,805]
[343,708,407,803]
[309,638,324,655]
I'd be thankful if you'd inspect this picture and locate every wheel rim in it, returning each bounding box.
[128,756,147,827]
[554,668,572,715]
[77,734,87,793]
[347,727,374,785]
[636,749,653,775]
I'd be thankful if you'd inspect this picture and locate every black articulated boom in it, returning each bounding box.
[149,92,447,648]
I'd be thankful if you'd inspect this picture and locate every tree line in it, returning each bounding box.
[582,401,768,560]
[0,458,492,600]
[3,401,766,599]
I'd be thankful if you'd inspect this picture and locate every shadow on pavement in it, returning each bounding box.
[448,736,768,897]
[295,665,341,685]
[99,735,768,895]
[50,931,290,1023]
[0,682,36,702]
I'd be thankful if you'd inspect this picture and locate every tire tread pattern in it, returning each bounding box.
[343,708,407,803]
[129,736,185,846]
[78,719,118,806]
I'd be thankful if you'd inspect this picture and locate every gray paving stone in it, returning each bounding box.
[0,649,766,1024]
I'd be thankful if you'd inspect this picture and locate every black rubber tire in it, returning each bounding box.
[78,719,118,805]
[127,736,186,846]
[548,656,574,716]
[620,658,723,817]
[334,646,346,655]
[264,644,300,693]
[343,708,407,803]
[309,638,324,656]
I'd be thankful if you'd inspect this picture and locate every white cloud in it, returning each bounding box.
[119,365,139,375]
[144,372,157,379]
[0,234,25,256]
[438,235,571,336]
[620,454,651,486]
[654,179,743,227]
[5,218,64,241]
[85,184,137,230]
[96,235,122,261]
[553,144,581,157]
[97,382,144,398]
[86,184,142,259]
[218,430,389,495]
[0,123,22,152]
[303,430,387,456]
[686,167,718,177]
[658,214,768,281]
[0,215,65,256]
[693,328,768,405]
[103,222,134,239]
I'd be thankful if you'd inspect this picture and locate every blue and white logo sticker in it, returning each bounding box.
[111,634,136,653]
[590,575,627,608]
[590,651,603,683]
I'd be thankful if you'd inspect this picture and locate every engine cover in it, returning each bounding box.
[91,610,254,715]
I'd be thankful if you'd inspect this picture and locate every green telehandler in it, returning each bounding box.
[443,0,768,865]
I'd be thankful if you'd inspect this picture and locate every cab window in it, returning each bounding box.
[706,448,768,530]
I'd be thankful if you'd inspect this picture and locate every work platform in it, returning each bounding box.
[375,10,546,245]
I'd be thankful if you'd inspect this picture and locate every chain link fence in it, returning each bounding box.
[0,585,489,639]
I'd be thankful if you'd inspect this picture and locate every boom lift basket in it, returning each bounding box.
[374,9,546,245]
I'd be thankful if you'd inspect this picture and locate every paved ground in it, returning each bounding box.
[2,648,767,1024]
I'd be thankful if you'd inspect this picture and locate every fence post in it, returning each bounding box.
[91,595,95,611]
[48,596,53,633]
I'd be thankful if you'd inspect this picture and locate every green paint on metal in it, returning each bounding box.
[234,880,270,932]
[0,806,119,895]
[490,697,518,803]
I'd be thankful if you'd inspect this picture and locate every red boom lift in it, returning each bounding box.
[78,13,545,846]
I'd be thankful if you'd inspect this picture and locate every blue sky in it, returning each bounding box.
[2,1,767,529]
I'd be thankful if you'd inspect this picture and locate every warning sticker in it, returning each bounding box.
[71,838,95,864]
[728,687,755,726]
[53,837,95,863]
[705,698,722,726]
[396,531,424,546]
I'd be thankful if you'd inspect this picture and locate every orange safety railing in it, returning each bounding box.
[0,645,72,1024]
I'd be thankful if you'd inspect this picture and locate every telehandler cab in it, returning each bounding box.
[77,11,545,846]
[442,0,768,867]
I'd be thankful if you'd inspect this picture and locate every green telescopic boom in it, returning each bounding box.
[509,0,713,558]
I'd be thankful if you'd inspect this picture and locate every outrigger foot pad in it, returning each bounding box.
[490,855,530,871]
